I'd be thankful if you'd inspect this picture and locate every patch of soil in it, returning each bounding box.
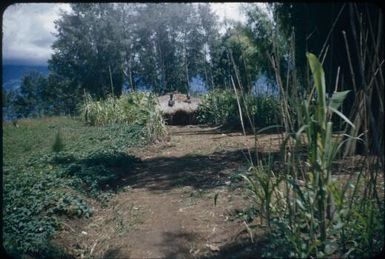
[53,125,384,258]
[54,125,267,258]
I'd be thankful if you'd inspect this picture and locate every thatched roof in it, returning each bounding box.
[156,93,201,115]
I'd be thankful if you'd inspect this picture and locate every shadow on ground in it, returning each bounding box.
[50,145,283,195]
[159,231,200,258]
[50,151,141,193]
[124,148,281,192]
[200,237,265,259]
[157,230,268,259]
[103,248,128,259]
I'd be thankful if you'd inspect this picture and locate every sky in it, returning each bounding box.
[2,3,71,65]
[2,3,260,66]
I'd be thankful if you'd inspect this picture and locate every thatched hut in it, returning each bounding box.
[156,93,201,125]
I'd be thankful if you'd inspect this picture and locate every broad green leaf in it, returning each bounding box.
[324,243,337,255]
[296,198,306,210]
[328,90,350,110]
[295,124,308,140]
[324,122,333,163]
[306,52,326,117]
[334,221,344,230]
[328,106,355,128]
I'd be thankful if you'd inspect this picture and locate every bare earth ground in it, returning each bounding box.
[54,125,281,258]
[52,125,384,258]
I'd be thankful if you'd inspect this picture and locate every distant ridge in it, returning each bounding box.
[2,64,49,92]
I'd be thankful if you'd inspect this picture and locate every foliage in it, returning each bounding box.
[60,150,140,197]
[5,71,54,118]
[271,3,381,87]
[208,4,289,93]
[272,3,384,158]
[222,5,284,92]
[3,117,144,256]
[4,71,83,119]
[240,53,384,257]
[48,3,220,103]
[196,89,280,129]
[272,53,356,257]
[80,91,167,142]
[49,3,125,100]
[6,4,286,119]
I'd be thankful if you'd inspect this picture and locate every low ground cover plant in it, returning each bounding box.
[3,117,144,256]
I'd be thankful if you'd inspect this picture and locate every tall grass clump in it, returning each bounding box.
[240,53,384,257]
[80,92,167,142]
[197,88,279,129]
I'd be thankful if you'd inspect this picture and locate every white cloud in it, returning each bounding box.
[209,2,270,34]
[2,3,71,65]
[210,2,246,31]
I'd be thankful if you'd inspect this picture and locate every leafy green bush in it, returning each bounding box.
[196,89,237,126]
[80,92,167,142]
[196,89,280,129]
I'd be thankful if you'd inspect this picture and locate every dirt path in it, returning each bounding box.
[56,126,280,258]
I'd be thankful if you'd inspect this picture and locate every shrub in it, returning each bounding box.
[80,92,167,142]
[196,89,280,129]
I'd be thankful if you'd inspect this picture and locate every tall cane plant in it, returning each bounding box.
[286,52,355,255]
[241,52,375,257]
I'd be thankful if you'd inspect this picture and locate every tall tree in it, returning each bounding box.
[49,3,125,103]
[48,3,222,105]
[10,72,49,118]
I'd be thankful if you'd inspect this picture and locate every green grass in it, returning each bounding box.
[2,116,145,257]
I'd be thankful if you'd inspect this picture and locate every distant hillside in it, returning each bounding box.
[2,64,49,92]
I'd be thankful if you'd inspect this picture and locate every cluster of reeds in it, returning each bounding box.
[238,51,383,257]
[230,4,384,256]
[80,92,167,142]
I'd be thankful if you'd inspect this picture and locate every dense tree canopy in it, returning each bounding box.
[48,3,222,98]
